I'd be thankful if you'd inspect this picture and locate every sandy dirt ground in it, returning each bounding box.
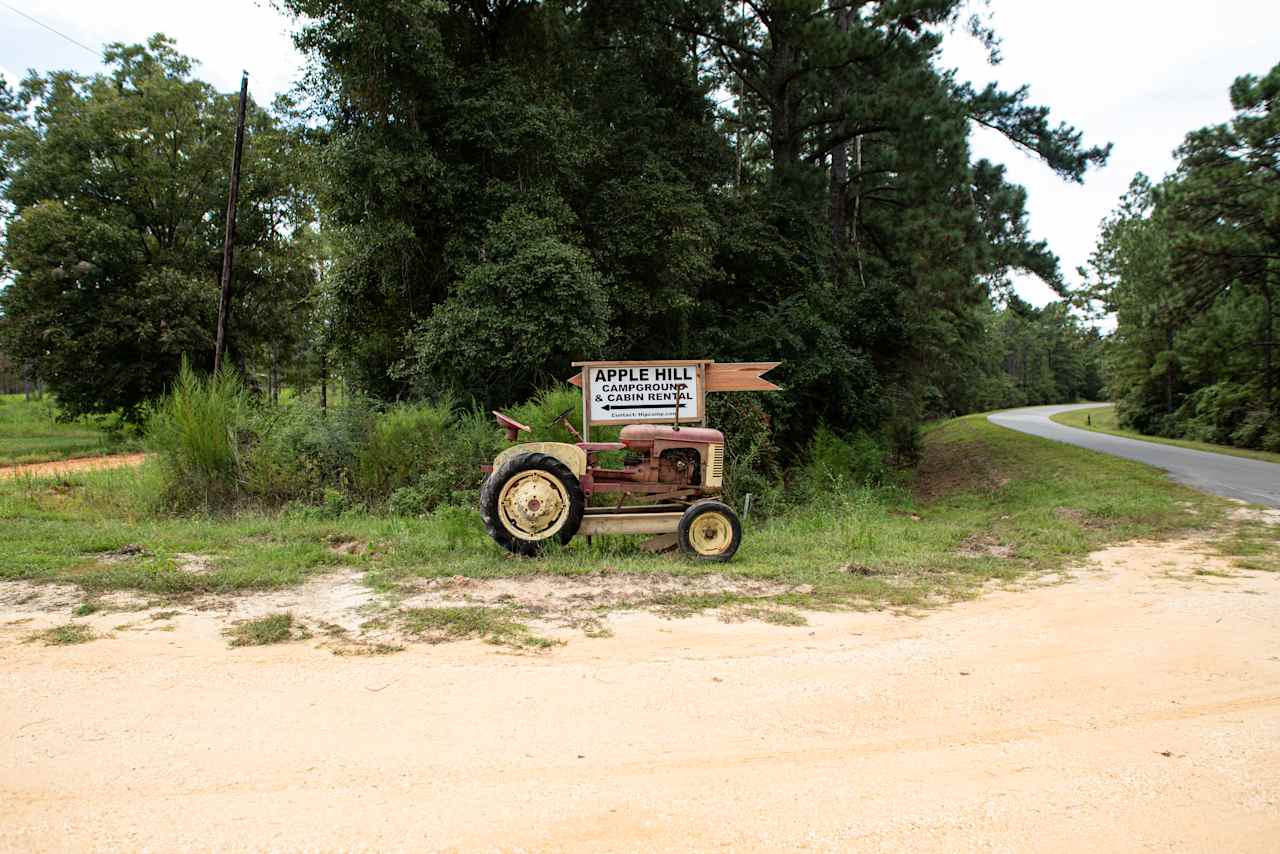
[0,452,147,480]
[3,537,1279,853]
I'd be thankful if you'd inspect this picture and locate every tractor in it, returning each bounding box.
[480,406,740,560]
[479,360,779,560]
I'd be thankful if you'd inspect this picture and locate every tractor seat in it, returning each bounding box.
[619,424,725,447]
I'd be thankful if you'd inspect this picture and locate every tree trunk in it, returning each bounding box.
[827,8,853,284]
[1165,325,1175,414]
[1263,280,1275,408]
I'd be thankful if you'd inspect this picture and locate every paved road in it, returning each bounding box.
[989,403,1280,508]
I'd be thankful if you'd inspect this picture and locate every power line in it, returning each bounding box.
[0,1,99,58]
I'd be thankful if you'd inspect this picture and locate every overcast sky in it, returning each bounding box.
[2,0,1279,310]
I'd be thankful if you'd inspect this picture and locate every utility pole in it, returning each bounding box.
[214,71,249,374]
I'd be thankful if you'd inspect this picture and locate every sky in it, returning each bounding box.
[2,0,1279,311]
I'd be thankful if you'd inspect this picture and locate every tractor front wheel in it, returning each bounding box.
[677,500,742,562]
[480,452,585,556]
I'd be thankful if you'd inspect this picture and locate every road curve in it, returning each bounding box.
[989,404,1280,508]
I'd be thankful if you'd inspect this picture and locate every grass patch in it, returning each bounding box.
[224,612,308,647]
[1211,522,1280,572]
[389,606,558,649]
[1052,405,1280,465]
[0,414,1240,617]
[0,394,139,466]
[25,623,96,646]
[719,605,808,626]
[332,641,405,656]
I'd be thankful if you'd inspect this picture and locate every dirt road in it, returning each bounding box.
[3,537,1279,852]
[0,452,147,480]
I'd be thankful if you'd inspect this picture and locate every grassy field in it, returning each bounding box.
[3,414,1265,622]
[1052,404,1280,466]
[0,394,133,465]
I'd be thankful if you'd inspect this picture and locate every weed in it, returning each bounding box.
[331,642,404,656]
[26,624,95,646]
[72,601,100,616]
[720,606,808,626]
[146,360,248,511]
[150,610,181,621]
[1210,521,1280,573]
[396,606,558,649]
[224,612,307,647]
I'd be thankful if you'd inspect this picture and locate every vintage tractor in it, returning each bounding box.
[480,407,741,560]
[479,361,778,560]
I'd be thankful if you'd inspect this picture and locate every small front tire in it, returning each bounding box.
[677,500,742,562]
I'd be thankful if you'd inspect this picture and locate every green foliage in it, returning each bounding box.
[397,208,609,407]
[354,402,500,511]
[0,35,318,420]
[279,0,1105,449]
[0,393,140,465]
[0,415,1238,618]
[392,607,557,649]
[225,613,304,647]
[25,624,96,646]
[797,427,889,496]
[1084,63,1280,450]
[1052,405,1280,465]
[145,366,502,512]
[145,360,248,511]
[242,400,372,503]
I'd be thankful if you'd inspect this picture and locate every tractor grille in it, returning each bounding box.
[706,444,725,487]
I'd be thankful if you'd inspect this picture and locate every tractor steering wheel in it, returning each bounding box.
[547,407,575,429]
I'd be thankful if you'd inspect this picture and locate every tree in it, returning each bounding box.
[0,36,316,419]
[1165,64,1280,409]
[1084,62,1280,449]
[282,0,1108,448]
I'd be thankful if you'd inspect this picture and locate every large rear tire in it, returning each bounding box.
[480,452,585,556]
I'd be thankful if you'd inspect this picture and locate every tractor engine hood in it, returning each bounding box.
[619,425,725,447]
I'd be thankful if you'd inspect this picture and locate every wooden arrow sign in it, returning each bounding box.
[567,362,780,392]
[704,362,782,392]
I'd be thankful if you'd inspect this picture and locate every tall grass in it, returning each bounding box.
[355,400,500,513]
[140,372,898,520]
[145,360,248,510]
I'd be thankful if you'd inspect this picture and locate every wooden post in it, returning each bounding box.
[214,72,249,374]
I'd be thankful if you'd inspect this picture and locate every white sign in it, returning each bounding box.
[587,364,702,424]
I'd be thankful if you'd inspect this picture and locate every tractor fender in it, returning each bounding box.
[491,442,587,477]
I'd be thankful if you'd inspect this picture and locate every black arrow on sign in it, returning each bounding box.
[601,402,686,411]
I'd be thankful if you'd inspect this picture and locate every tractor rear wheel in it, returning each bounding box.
[677,500,742,562]
[480,452,585,556]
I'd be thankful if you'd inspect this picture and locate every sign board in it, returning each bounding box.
[584,362,704,425]
[569,359,780,440]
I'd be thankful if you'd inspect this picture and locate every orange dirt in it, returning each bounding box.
[2,537,1278,851]
[0,452,147,480]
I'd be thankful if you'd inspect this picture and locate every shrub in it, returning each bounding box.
[145,360,248,510]
[241,400,373,503]
[708,393,784,516]
[794,426,888,500]
[388,485,429,517]
[355,402,501,511]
